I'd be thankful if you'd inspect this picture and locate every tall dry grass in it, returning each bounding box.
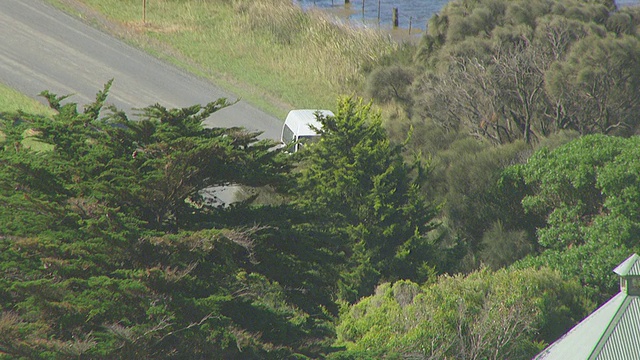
[232,0,395,92]
[50,0,398,116]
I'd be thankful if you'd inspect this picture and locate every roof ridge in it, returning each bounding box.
[613,253,640,276]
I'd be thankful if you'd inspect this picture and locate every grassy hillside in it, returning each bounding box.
[0,83,54,146]
[47,0,397,118]
[0,83,52,115]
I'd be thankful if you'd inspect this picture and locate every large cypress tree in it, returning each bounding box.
[0,84,336,359]
[293,97,440,303]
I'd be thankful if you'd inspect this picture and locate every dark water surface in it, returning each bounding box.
[296,0,640,31]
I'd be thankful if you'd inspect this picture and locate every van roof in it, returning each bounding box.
[284,109,334,137]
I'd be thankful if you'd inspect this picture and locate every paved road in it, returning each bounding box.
[0,0,282,140]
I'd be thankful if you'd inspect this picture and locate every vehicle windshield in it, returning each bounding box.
[281,124,295,143]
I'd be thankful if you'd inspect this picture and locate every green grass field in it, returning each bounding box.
[0,83,52,115]
[47,0,397,118]
[0,83,55,146]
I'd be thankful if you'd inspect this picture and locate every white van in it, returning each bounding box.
[280,109,334,152]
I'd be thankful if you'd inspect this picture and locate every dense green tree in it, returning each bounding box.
[395,134,536,272]
[35,83,289,232]
[293,97,440,303]
[511,135,640,300]
[383,0,640,275]
[479,220,533,270]
[0,84,337,359]
[365,65,415,110]
[332,267,591,360]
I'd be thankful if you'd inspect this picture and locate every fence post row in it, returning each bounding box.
[313,0,420,33]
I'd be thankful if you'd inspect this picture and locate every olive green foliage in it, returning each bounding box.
[294,97,440,302]
[545,35,640,136]
[479,221,533,270]
[0,83,338,359]
[365,66,415,107]
[411,0,640,145]
[378,0,640,276]
[408,134,536,272]
[333,267,591,360]
[511,135,640,300]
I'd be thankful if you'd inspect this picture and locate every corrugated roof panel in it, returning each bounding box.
[595,297,640,359]
[630,260,640,277]
[534,293,627,360]
[613,254,640,276]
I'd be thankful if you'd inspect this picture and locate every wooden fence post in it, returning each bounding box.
[392,8,398,28]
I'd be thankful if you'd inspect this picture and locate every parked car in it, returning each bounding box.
[280,109,334,152]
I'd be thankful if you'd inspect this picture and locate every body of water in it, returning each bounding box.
[297,0,448,31]
[296,0,640,31]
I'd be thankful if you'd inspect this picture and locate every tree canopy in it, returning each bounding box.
[402,0,640,145]
[333,267,590,360]
[509,134,640,300]
[293,97,440,303]
[4,0,640,353]
[0,84,334,359]
[374,0,640,281]
[0,89,443,358]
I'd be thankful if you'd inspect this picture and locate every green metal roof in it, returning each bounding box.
[614,253,640,277]
[595,298,640,359]
[534,254,640,360]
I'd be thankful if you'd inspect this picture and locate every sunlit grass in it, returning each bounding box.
[0,83,55,146]
[47,0,397,118]
[0,83,52,115]
[21,128,54,152]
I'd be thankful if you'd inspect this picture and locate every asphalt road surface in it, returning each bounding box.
[0,0,282,140]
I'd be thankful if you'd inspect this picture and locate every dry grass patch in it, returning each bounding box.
[126,21,196,34]
[48,0,398,115]
[230,0,397,102]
